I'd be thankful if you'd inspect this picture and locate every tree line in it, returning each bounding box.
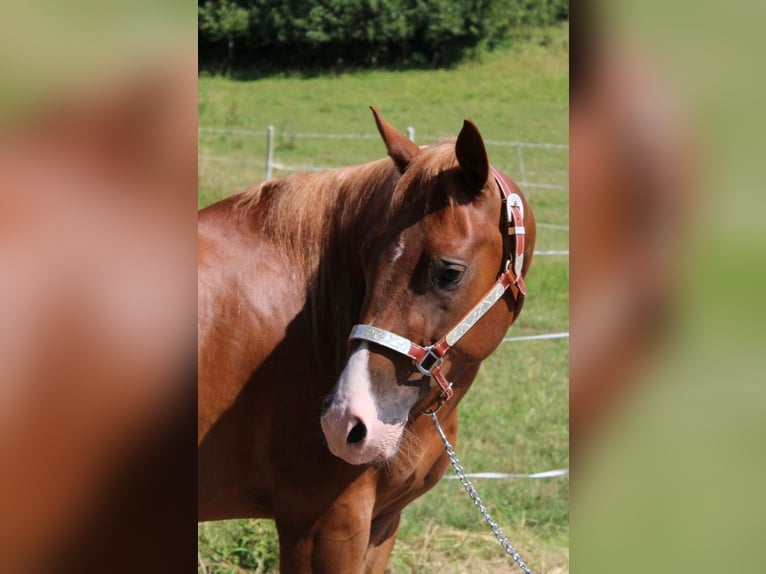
[199,0,568,70]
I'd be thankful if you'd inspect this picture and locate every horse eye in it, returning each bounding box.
[432,262,466,290]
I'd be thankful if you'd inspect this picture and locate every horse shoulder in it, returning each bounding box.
[198,205,305,441]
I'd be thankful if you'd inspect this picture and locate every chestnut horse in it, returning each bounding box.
[198,108,535,572]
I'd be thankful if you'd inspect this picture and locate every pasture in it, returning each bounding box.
[198,24,568,573]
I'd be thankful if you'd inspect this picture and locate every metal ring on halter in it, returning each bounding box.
[420,394,445,415]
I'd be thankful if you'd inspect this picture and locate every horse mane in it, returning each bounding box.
[236,141,460,374]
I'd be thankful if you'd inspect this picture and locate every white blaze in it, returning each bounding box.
[332,343,377,424]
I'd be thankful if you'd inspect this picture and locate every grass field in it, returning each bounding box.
[198,24,568,573]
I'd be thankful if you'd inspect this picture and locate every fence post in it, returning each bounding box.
[265,125,275,180]
[407,126,415,142]
[515,143,528,190]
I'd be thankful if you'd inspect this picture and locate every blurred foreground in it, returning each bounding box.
[0,3,197,573]
[571,2,766,572]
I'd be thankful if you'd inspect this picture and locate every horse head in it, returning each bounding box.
[320,108,535,465]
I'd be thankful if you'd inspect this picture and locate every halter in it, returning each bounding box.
[348,166,527,411]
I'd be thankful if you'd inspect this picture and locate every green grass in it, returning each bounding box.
[198,23,568,573]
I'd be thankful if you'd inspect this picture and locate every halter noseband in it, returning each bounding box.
[348,166,527,410]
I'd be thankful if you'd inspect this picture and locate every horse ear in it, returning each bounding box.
[370,106,420,173]
[455,119,489,194]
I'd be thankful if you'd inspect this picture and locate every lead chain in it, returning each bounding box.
[430,413,533,574]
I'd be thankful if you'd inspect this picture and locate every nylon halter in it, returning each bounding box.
[348,166,527,409]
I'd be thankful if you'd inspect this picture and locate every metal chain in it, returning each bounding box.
[430,412,533,574]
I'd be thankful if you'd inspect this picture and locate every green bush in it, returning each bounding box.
[198,0,568,69]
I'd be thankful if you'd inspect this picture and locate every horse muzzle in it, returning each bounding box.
[320,406,404,465]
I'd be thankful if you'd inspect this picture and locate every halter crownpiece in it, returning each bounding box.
[349,165,527,408]
[494,164,527,293]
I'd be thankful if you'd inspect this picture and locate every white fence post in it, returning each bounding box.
[407,126,415,142]
[515,143,528,190]
[265,125,275,180]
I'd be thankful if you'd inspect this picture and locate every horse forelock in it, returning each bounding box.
[387,140,461,217]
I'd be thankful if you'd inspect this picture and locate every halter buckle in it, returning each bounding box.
[507,193,525,224]
[416,346,443,377]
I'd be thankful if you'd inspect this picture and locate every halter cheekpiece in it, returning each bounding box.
[348,166,527,410]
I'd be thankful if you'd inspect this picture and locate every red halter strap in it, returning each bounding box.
[491,164,527,318]
[349,166,527,405]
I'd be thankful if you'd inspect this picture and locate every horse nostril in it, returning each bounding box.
[346,420,367,445]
